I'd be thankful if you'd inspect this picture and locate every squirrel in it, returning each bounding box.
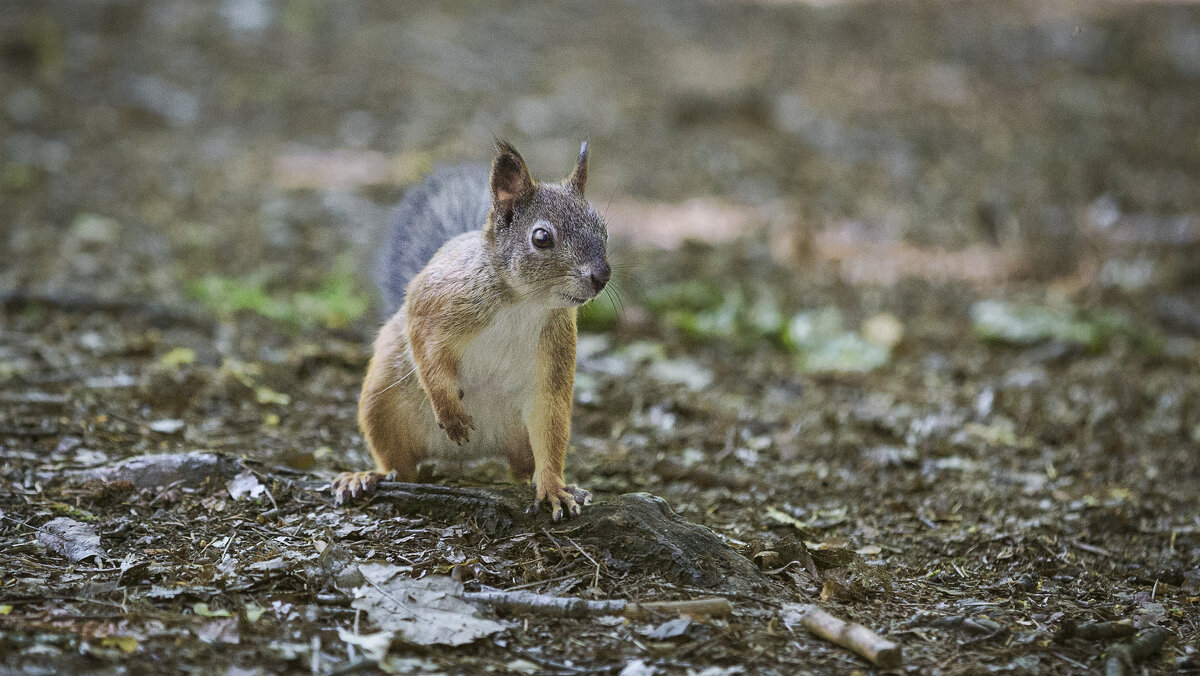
[332,141,611,521]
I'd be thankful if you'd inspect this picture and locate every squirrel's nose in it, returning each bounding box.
[589,262,611,293]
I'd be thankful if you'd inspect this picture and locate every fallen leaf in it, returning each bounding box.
[100,636,138,653]
[194,618,239,644]
[642,617,692,640]
[337,628,392,662]
[227,470,266,500]
[148,419,186,434]
[158,347,196,368]
[351,564,508,646]
[248,557,286,571]
[861,313,904,348]
[254,386,290,406]
[505,658,542,674]
[147,586,189,599]
[779,602,811,630]
[37,517,104,562]
[786,308,891,373]
[193,602,233,618]
[765,506,808,531]
[619,659,657,676]
[646,358,715,391]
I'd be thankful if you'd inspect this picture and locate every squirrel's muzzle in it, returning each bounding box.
[589,262,612,294]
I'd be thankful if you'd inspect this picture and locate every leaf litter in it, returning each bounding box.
[36,517,104,563]
[347,564,508,647]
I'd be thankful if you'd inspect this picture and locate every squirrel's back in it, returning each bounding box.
[378,164,492,317]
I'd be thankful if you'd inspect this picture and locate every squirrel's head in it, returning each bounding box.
[484,140,610,309]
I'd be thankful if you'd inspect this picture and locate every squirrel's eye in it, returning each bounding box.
[531,227,553,249]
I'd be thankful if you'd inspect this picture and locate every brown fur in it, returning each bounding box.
[527,309,576,499]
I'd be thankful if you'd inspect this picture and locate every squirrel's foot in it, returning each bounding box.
[527,478,591,521]
[331,470,393,505]
[564,484,592,507]
[436,409,474,445]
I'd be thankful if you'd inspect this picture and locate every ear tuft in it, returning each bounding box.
[566,140,588,195]
[491,140,534,216]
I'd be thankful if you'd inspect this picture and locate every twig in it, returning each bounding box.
[793,605,902,670]
[463,589,731,620]
[1070,539,1114,558]
[1104,627,1170,676]
[626,598,732,620]
[1055,619,1135,643]
[564,536,602,590]
[503,572,583,592]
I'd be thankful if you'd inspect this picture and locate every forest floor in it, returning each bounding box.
[2,1,1200,673]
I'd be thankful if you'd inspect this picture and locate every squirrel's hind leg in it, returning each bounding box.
[358,342,428,484]
[505,433,535,483]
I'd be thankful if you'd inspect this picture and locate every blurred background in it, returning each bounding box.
[4,0,1200,311]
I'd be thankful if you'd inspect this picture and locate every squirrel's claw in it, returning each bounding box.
[332,470,385,506]
[437,410,474,445]
[528,479,589,521]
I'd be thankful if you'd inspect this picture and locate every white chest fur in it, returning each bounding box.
[457,302,548,419]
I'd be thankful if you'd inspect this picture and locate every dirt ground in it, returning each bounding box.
[2,1,1200,674]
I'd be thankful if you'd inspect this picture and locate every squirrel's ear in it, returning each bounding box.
[566,141,588,195]
[490,141,534,220]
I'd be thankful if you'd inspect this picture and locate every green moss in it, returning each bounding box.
[189,257,368,329]
[970,300,1163,353]
[642,280,725,314]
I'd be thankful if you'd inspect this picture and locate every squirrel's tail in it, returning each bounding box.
[377,164,491,317]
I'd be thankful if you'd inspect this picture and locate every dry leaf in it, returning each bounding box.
[193,602,233,618]
[38,517,103,562]
[100,636,138,653]
[351,563,508,646]
[337,628,392,662]
[194,618,239,644]
[227,470,266,501]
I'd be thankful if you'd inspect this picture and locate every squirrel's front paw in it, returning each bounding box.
[436,409,474,445]
[527,476,592,521]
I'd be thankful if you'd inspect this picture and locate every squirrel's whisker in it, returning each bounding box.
[366,366,418,401]
[603,286,621,319]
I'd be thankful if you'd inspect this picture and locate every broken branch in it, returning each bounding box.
[794,604,901,670]
[463,589,731,620]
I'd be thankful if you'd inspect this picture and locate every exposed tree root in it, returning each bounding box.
[368,481,772,593]
[51,452,771,593]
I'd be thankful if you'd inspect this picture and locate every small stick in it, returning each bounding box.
[1055,619,1135,642]
[1104,627,1170,676]
[463,590,731,620]
[624,598,732,620]
[795,605,901,670]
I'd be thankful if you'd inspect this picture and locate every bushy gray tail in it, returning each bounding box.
[377,164,491,317]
